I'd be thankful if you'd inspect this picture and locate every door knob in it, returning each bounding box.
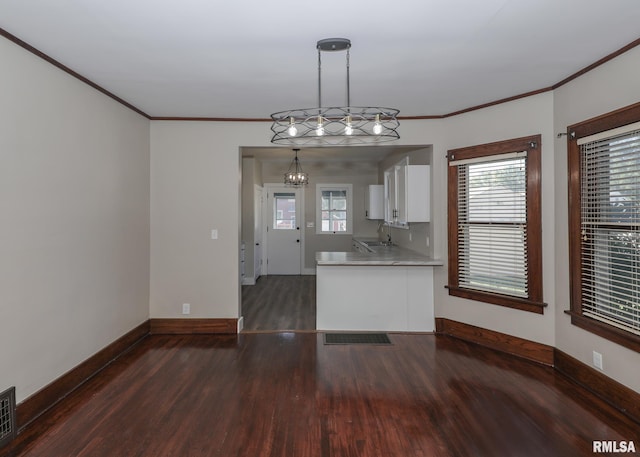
[255,243,260,246]
[296,239,300,243]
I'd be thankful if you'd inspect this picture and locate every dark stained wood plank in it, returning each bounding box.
[6,333,639,457]
[436,318,554,365]
[149,318,237,334]
[241,275,316,331]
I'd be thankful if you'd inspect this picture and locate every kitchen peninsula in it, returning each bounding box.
[316,239,443,332]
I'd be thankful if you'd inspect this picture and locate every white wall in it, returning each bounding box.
[0,38,150,403]
[150,122,255,319]
[553,46,640,392]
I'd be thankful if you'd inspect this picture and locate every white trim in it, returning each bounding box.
[237,316,244,333]
[241,277,255,286]
[449,150,527,166]
[576,120,640,145]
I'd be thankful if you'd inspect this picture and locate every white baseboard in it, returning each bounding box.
[242,277,256,285]
[237,316,244,333]
[302,267,317,275]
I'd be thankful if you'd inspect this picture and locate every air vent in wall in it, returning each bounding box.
[0,387,16,448]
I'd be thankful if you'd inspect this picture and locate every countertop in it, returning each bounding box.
[316,241,444,267]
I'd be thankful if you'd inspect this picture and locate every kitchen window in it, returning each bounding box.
[316,184,353,234]
[567,102,640,353]
[447,135,544,313]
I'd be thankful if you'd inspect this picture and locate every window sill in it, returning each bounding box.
[446,286,546,314]
[565,310,640,354]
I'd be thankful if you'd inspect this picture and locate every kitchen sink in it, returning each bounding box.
[363,241,392,247]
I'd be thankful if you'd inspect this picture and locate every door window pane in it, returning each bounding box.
[274,193,295,230]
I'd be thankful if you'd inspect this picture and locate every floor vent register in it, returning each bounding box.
[0,386,16,449]
[323,333,392,345]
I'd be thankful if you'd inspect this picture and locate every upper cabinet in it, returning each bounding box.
[384,160,430,227]
[365,184,384,220]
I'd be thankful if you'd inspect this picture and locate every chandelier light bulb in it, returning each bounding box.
[316,116,325,136]
[373,114,383,135]
[287,117,298,137]
[345,116,353,135]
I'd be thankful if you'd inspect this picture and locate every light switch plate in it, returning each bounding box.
[211,229,218,239]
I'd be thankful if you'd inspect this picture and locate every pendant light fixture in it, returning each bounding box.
[284,149,308,187]
[270,38,400,145]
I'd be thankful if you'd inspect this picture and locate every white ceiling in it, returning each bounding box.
[1,0,639,119]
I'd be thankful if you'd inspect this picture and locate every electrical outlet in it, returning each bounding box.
[593,351,603,370]
[182,303,191,315]
[211,229,218,240]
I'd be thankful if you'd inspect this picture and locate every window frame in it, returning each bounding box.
[567,101,640,353]
[447,135,544,314]
[316,184,353,235]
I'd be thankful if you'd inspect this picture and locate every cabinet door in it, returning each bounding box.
[384,169,395,223]
[365,185,384,220]
[405,165,430,222]
[396,164,408,225]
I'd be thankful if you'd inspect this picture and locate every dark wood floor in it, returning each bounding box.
[8,333,639,457]
[242,275,316,331]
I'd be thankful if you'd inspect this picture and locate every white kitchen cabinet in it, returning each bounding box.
[384,167,396,223]
[384,162,430,226]
[364,184,384,219]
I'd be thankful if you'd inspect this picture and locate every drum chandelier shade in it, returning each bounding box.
[270,38,400,146]
[284,149,308,187]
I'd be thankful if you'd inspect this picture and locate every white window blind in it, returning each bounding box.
[580,126,640,335]
[457,154,528,297]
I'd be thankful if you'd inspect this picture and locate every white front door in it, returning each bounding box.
[253,185,263,280]
[265,186,302,275]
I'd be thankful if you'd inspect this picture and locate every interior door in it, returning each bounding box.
[266,187,302,275]
[253,185,263,281]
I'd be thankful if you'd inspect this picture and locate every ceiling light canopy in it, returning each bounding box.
[270,38,400,146]
[284,148,308,187]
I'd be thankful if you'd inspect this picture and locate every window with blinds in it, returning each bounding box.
[578,124,640,335]
[447,135,543,314]
[458,154,528,297]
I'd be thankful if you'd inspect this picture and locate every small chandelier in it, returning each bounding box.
[270,38,400,146]
[284,149,308,187]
